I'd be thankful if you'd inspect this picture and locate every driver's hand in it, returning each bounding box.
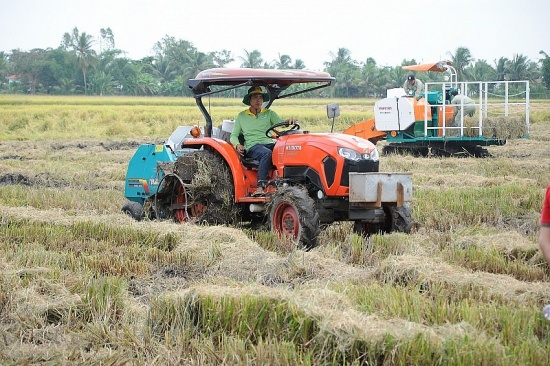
[285,119,297,125]
[235,144,245,156]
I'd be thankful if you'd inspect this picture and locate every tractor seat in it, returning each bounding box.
[223,131,275,170]
[240,156,261,169]
[240,153,276,171]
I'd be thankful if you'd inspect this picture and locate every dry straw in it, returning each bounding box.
[462,115,528,138]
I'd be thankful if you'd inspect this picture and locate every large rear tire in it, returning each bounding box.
[269,186,320,250]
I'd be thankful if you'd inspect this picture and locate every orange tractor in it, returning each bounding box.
[123,68,413,248]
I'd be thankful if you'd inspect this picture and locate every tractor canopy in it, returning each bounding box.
[187,68,335,136]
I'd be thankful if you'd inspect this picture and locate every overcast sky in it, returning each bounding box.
[1,0,548,71]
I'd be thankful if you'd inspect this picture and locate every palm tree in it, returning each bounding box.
[539,50,550,90]
[91,71,115,96]
[184,50,215,80]
[99,27,115,53]
[448,47,474,82]
[148,54,176,84]
[239,49,263,68]
[76,32,98,94]
[62,27,97,94]
[292,59,306,69]
[325,48,353,68]
[470,59,495,81]
[493,57,508,81]
[274,54,292,69]
[360,57,379,97]
[324,48,360,97]
[504,54,539,81]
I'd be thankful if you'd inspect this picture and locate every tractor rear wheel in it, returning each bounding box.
[269,186,320,250]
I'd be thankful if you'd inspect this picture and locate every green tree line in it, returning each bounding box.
[1,27,549,98]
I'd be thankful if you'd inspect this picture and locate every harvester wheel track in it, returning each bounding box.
[383,144,492,158]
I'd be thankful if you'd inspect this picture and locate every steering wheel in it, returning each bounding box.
[266,122,301,139]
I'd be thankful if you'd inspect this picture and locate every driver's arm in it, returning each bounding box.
[230,118,245,155]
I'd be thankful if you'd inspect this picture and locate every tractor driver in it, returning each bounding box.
[230,86,296,196]
[403,74,424,101]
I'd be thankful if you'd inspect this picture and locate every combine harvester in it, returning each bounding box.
[344,61,530,157]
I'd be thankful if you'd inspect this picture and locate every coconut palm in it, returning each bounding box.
[493,57,508,81]
[470,59,495,81]
[274,54,292,69]
[360,57,379,97]
[148,54,177,84]
[504,54,539,81]
[539,50,550,90]
[75,32,98,94]
[184,50,215,80]
[99,27,115,53]
[239,49,264,68]
[292,59,306,69]
[62,27,98,94]
[324,48,360,97]
[448,47,474,82]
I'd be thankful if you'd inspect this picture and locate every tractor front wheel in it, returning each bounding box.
[269,186,320,250]
[353,204,413,237]
[383,203,413,233]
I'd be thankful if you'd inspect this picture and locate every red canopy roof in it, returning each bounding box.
[402,61,453,73]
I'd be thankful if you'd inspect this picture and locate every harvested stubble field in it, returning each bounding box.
[1,95,550,365]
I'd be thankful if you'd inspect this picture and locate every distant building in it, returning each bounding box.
[7,75,18,84]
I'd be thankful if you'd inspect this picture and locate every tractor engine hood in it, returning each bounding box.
[280,133,379,162]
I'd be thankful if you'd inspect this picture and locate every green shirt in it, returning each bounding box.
[230,108,284,150]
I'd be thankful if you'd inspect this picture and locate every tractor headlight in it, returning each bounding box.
[338,147,379,162]
[365,147,379,162]
[338,147,362,161]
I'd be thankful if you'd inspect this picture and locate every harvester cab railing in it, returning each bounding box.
[419,80,530,139]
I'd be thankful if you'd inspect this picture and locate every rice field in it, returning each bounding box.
[0,95,550,365]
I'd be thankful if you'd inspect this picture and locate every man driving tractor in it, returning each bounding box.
[230,86,296,196]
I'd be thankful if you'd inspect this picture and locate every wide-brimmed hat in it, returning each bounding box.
[242,86,269,105]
